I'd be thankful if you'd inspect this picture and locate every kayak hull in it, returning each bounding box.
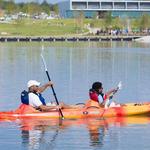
[0,102,150,119]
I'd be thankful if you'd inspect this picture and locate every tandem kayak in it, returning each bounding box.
[0,101,150,119]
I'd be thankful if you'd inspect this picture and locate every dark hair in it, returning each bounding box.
[92,82,102,91]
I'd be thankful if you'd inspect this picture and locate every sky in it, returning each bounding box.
[14,0,67,4]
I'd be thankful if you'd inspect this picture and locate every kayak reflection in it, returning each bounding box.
[87,118,108,148]
[0,117,149,150]
[18,116,150,150]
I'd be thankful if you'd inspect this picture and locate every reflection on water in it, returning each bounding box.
[5,117,147,150]
[87,119,108,148]
[21,129,59,150]
[21,121,60,150]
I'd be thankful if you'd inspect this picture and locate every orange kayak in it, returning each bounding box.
[0,102,150,119]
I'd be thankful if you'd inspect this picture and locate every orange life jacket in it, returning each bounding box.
[84,99,100,108]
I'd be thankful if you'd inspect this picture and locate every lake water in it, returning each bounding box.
[0,41,150,150]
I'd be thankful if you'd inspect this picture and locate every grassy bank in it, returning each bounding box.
[0,18,146,36]
[0,19,89,36]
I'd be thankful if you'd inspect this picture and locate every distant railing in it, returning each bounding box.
[0,35,143,42]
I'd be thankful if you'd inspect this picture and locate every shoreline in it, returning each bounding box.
[0,35,142,42]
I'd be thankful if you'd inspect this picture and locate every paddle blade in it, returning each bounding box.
[41,46,48,71]
[117,81,122,90]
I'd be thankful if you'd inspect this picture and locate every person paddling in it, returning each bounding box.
[86,82,119,108]
[21,80,81,112]
[26,80,62,112]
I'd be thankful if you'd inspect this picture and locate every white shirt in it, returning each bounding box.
[98,94,104,103]
[28,93,42,107]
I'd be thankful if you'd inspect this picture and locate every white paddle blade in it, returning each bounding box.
[41,46,48,71]
[117,81,122,90]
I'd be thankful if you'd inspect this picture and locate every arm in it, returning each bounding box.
[105,82,122,99]
[105,88,118,98]
[38,105,60,112]
[29,93,61,111]
[38,81,53,93]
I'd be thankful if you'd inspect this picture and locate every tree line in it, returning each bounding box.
[73,11,150,34]
[0,0,59,15]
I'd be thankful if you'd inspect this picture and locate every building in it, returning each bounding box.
[58,0,150,18]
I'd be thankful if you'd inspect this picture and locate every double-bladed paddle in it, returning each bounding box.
[104,81,122,108]
[41,46,64,119]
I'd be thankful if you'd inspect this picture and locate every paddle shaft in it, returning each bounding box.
[45,70,64,119]
[41,52,64,119]
[45,70,59,105]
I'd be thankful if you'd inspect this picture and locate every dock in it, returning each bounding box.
[0,36,142,42]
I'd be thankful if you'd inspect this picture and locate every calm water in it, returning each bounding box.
[0,41,150,150]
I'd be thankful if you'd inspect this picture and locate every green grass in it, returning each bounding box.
[0,19,90,36]
[0,18,142,36]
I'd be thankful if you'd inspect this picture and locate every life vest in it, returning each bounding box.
[21,90,46,105]
[89,89,107,103]
[21,90,29,105]
[15,104,39,114]
[85,99,100,108]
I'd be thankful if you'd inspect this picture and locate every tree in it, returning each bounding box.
[52,4,59,15]
[139,14,150,30]
[0,0,4,8]
[104,12,112,27]
[91,12,100,28]
[5,0,17,14]
[41,0,50,15]
[24,2,41,15]
[73,11,84,33]
[0,0,2,9]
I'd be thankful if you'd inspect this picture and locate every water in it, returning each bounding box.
[0,41,150,150]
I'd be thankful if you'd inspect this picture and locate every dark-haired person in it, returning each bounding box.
[85,82,119,108]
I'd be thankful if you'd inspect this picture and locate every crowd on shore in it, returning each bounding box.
[88,28,150,36]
